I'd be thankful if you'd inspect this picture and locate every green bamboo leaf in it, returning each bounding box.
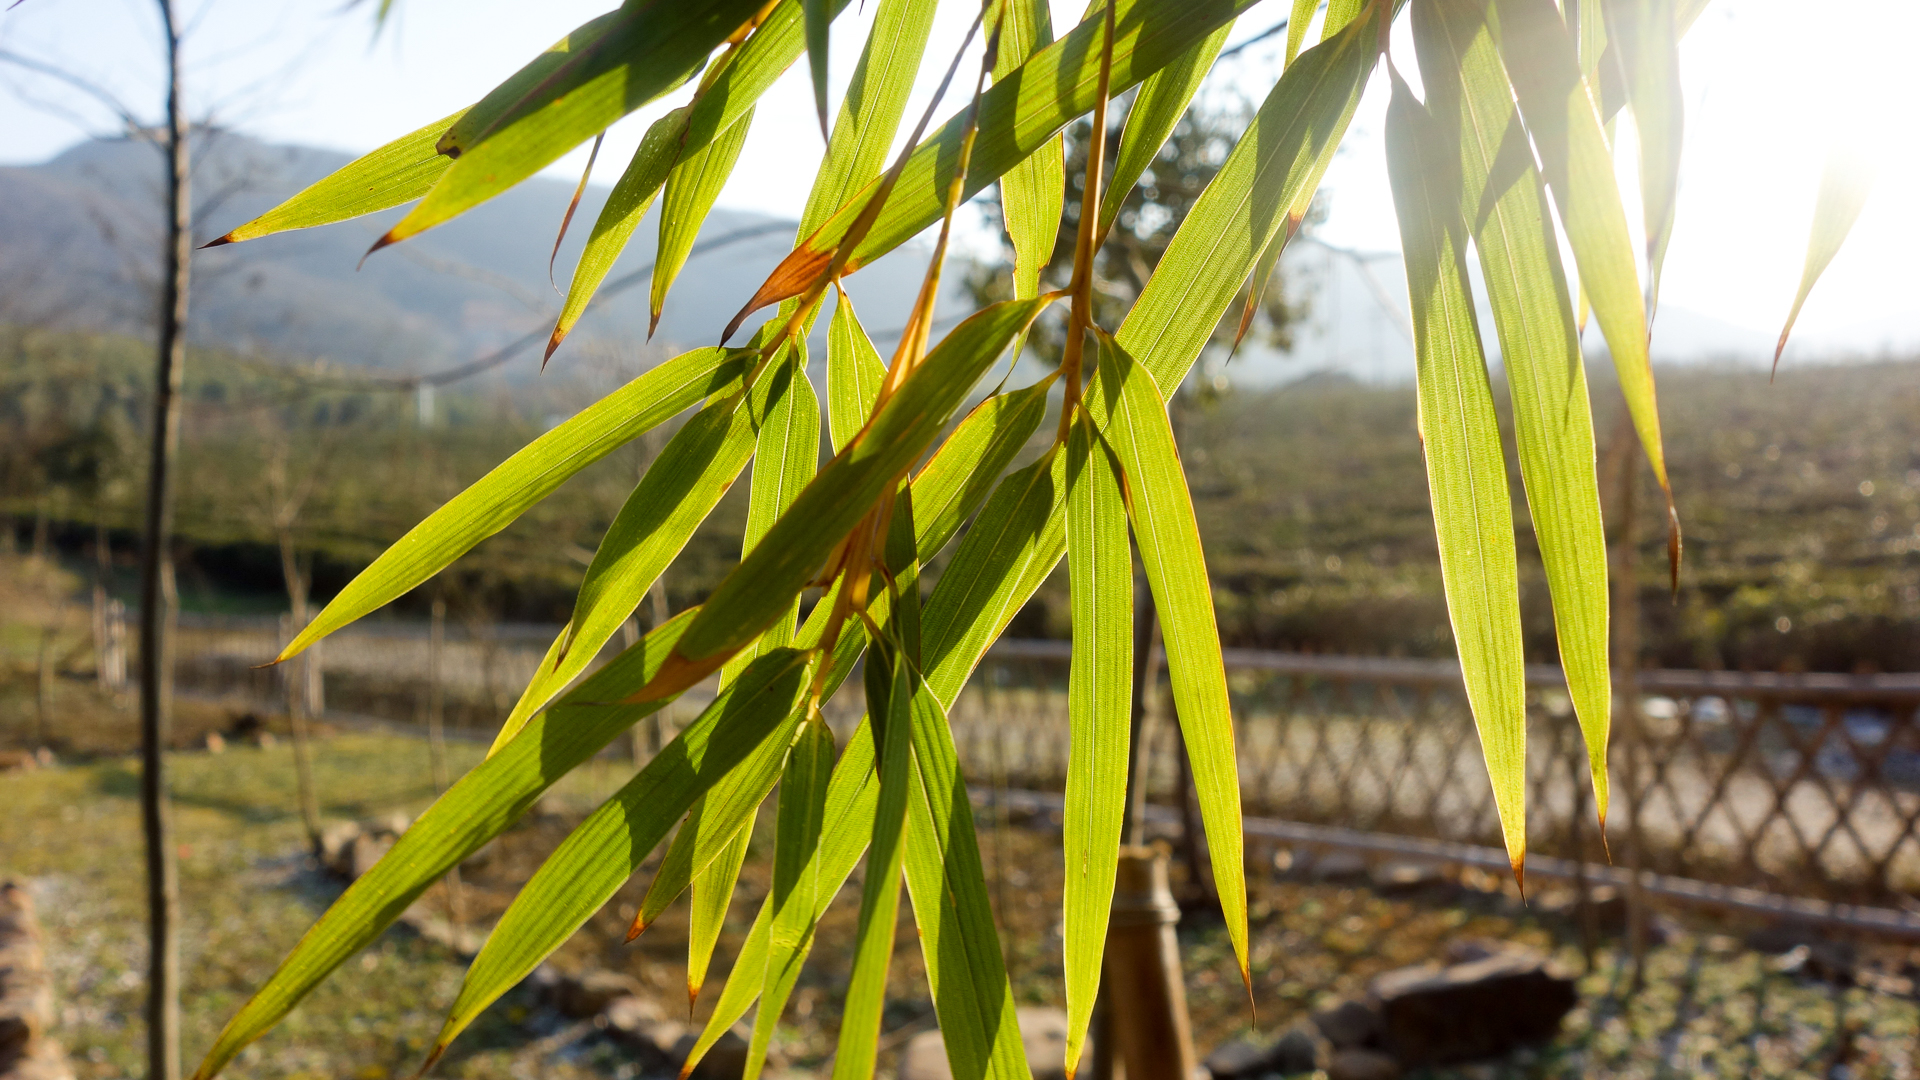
[209,108,465,245]
[903,653,1030,1080]
[381,0,765,247]
[1115,0,1388,397]
[1383,68,1529,877]
[550,0,856,357]
[805,0,832,139]
[279,347,748,663]
[1417,0,1610,827]
[1321,0,1364,39]
[653,105,757,334]
[1099,21,1232,238]
[1490,0,1675,521]
[1089,331,1247,987]
[799,0,938,236]
[1061,415,1131,1077]
[688,819,755,1006]
[1775,150,1872,373]
[762,0,1264,291]
[1284,0,1317,66]
[426,649,817,1064]
[680,718,880,1077]
[190,609,698,1080]
[827,289,887,453]
[661,297,1053,680]
[1603,0,1683,316]
[995,0,1065,308]
[921,445,1068,699]
[549,108,689,359]
[909,381,1050,560]
[743,717,836,1080]
[494,385,760,747]
[725,342,823,681]
[828,651,914,1080]
[1230,219,1288,355]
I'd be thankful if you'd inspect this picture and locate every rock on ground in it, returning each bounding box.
[0,882,72,1080]
[901,1007,1070,1080]
[1327,1047,1402,1080]
[1370,947,1576,1066]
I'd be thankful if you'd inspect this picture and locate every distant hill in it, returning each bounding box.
[0,131,946,376]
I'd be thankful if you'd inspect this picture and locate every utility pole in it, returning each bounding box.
[136,3,188,1077]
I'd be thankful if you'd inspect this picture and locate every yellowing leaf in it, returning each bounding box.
[1775,150,1873,373]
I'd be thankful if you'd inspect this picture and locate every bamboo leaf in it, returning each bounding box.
[744,0,1265,314]
[1775,150,1872,373]
[1490,0,1676,543]
[1284,0,1317,66]
[190,610,699,1080]
[827,289,887,453]
[903,655,1030,1080]
[494,385,759,748]
[805,0,832,139]
[743,717,836,1080]
[680,719,879,1077]
[279,347,748,663]
[996,0,1066,307]
[654,297,1052,689]
[653,105,757,334]
[725,342,823,682]
[380,0,765,248]
[549,0,856,357]
[828,652,914,1080]
[209,109,465,245]
[1099,21,1232,238]
[1115,1,1388,397]
[1321,0,1364,40]
[799,0,938,236]
[549,109,690,359]
[922,446,1068,699]
[909,381,1052,557]
[1603,0,1684,316]
[1415,0,1611,826]
[688,819,755,1006]
[1383,68,1529,877]
[1061,415,1131,1076]
[427,649,817,1064]
[1231,221,1288,355]
[1089,331,1248,987]
[632,697,793,940]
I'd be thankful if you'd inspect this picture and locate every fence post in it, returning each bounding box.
[1608,415,1651,988]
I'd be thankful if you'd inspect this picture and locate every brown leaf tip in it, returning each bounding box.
[201,233,236,249]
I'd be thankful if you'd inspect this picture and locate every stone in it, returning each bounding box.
[555,970,646,1019]
[0,752,36,774]
[203,732,226,754]
[601,996,683,1065]
[347,832,394,880]
[1270,1023,1330,1075]
[319,821,362,875]
[900,1008,1071,1080]
[1371,951,1576,1066]
[1327,1048,1402,1080]
[1312,999,1383,1050]
[1202,1038,1270,1080]
[0,882,72,1080]
[671,1023,752,1080]
[1371,861,1445,894]
[1771,943,1856,985]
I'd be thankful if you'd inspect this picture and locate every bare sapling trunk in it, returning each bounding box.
[277,528,322,851]
[427,594,465,925]
[137,2,188,1076]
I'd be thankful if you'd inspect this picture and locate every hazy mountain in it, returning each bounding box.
[0,131,945,377]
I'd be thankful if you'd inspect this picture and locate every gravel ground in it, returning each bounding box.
[5,732,1919,1079]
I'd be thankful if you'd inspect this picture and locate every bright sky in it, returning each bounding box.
[4,0,1915,358]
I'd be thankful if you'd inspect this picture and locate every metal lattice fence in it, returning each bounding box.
[169,617,1920,908]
